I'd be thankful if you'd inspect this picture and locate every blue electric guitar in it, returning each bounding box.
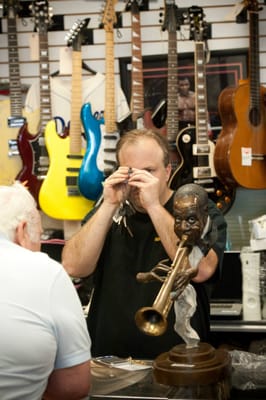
[78,0,119,201]
[39,18,95,220]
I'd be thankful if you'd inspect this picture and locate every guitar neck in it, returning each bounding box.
[249,9,260,109]
[69,50,83,153]
[39,31,52,132]
[167,30,179,142]
[105,30,117,133]
[194,41,209,147]
[131,7,144,121]
[7,11,23,117]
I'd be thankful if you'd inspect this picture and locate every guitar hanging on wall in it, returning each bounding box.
[78,0,119,201]
[144,0,180,170]
[0,0,24,185]
[214,0,266,189]
[169,6,235,214]
[16,0,52,206]
[39,18,95,219]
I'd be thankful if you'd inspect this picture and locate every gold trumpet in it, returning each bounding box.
[135,235,190,336]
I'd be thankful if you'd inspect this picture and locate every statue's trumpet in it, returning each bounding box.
[135,235,190,336]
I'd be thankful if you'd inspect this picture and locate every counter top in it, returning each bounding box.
[87,356,266,400]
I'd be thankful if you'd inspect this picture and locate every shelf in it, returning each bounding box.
[211,320,266,333]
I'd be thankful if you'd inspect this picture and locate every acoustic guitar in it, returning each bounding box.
[78,0,119,201]
[143,0,180,169]
[16,0,52,205]
[0,0,25,185]
[214,0,266,189]
[169,6,235,214]
[39,18,94,219]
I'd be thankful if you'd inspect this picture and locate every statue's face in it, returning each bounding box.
[174,194,207,246]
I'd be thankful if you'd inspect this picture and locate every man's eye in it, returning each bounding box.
[145,168,154,173]
[188,217,196,224]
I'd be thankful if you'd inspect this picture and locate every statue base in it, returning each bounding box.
[153,342,231,399]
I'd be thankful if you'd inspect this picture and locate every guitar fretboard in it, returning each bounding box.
[105,31,117,133]
[131,8,144,121]
[69,50,83,154]
[7,12,23,119]
[167,29,179,143]
[39,31,52,133]
[194,41,209,149]
[249,9,260,118]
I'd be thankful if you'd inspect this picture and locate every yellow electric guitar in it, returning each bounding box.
[39,18,94,220]
[0,0,37,185]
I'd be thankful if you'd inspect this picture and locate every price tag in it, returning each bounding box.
[241,147,252,166]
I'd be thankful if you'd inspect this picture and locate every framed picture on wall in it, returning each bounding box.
[119,49,248,137]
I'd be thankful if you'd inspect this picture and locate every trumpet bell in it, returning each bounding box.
[135,306,168,336]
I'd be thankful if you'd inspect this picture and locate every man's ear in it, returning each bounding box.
[15,221,28,247]
[166,163,172,182]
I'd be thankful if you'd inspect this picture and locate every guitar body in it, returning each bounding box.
[214,82,266,189]
[170,125,235,213]
[78,103,105,201]
[0,99,39,186]
[0,98,22,185]
[39,120,94,220]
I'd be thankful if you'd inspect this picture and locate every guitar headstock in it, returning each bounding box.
[162,0,180,34]
[4,0,20,18]
[30,1,53,34]
[188,5,208,42]
[101,0,118,32]
[66,18,90,51]
[246,0,260,12]
[125,0,143,15]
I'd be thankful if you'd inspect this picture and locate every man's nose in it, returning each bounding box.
[181,220,190,230]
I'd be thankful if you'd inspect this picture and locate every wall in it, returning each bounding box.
[1,0,266,85]
[0,0,266,249]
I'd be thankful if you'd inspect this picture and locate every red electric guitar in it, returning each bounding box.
[16,0,52,205]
